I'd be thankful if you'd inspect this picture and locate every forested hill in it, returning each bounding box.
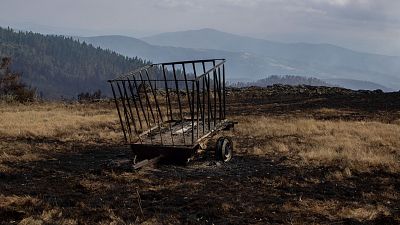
[0,27,150,98]
[229,75,392,91]
[230,75,333,88]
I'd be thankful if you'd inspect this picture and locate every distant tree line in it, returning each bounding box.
[77,89,103,102]
[230,75,332,88]
[0,27,152,99]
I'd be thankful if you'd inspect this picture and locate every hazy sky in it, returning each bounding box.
[1,0,400,56]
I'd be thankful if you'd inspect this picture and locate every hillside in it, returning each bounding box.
[77,35,237,64]
[230,75,333,88]
[143,28,400,90]
[0,27,150,98]
[81,35,321,84]
[230,75,392,91]
[324,78,394,92]
[77,35,292,82]
[79,32,399,91]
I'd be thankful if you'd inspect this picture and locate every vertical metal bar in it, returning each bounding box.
[145,69,164,123]
[193,63,203,117]
[132,76,149,128]
[142,74,155,145]
[196,80,200,139]
[201,62,206,134]
[127,78,143,130]
[191,81,195,145]
[162,66,174,122]
[145,96,153,145]
[218,67,222,121]
[165,94,173,146]
[110,82,127,142]
[116,82,133,142]
[182,63,194,115]
[172,64,185,145]
[162,65,175,145]
[202,76,206,134]
[144,68,164,145]
[207,73,211,131]
[122,81,140,138]
[153,77,164,146]
[139,71,157,132]
[212,60,217,126]
[223,63,226,119]
[192,63,200,140]
[182,63,192,115]
[213,68,217,126]
[211,60,217,127]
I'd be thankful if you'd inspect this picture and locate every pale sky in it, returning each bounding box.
[1,0,400,56]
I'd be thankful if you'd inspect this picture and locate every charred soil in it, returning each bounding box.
[0,85,399,224]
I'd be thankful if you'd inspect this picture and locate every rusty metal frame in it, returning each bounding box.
[109,59,230,153]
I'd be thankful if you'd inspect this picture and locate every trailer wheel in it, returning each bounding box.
[215,137,233,162]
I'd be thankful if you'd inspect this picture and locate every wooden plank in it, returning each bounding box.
[133,155,163,170]
[173,122,197,134]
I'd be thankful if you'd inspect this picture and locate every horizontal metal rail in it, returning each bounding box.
[159,59,225,66]
[111,65,153,81]
[195,60,226,81]
[108,59,226,82]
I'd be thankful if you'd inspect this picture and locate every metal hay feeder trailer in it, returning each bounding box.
[108,59,235,166]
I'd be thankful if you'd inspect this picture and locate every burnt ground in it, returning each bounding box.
[228,85,400,121]
[1,85,400,224]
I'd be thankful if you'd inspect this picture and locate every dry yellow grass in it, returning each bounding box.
[18,208,78,225]
[283,199,390,223]
[235,116,400,172]
[0,102,124,168]
[0,102,122,143]
[0,194,40,209]
[0,102,398,224]
[1,102,399,173]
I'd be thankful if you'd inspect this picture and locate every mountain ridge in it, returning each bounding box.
[74,34,395,92]
[141,29,400,90]
[144,28,399,58]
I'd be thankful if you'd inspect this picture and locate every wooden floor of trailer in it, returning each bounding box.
[134,119,227,146]
[128,119,234,162]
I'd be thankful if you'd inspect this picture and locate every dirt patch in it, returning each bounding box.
[0,143,398,224]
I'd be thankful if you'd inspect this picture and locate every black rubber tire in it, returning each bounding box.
[215,137,233,162]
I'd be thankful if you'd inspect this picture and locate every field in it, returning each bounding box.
[0,86,399,224]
